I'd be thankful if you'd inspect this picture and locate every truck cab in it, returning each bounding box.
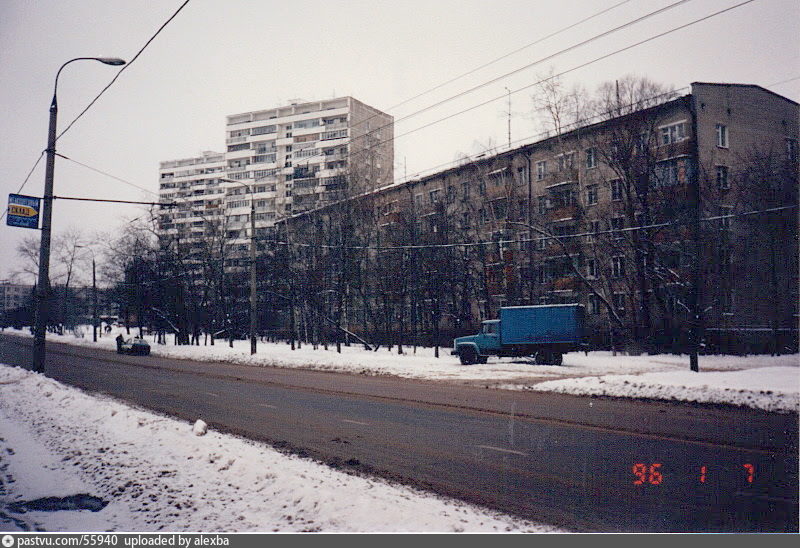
[453,320,501,364]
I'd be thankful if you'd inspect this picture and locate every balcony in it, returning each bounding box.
[547,204,582,222]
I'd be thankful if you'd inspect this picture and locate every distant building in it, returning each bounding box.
[158,97,393,268]
[158,151,226,256]
[0,280,33,316]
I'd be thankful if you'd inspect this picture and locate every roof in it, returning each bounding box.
[691,82,799,106]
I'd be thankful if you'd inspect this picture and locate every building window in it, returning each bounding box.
[461,181,470,198]
[586,258,597,279]
[786,138,797,162]
[587,294,599,315]
[429,189,442,204]
[479,208,489,224]
[557,152,575,171]
[613,292,626,316]
[552,189,575,209]
[610,179,623,201]
[716,124,728,148]
[537,237,547,251]
[660,121,687,145]
[716,165,729,190]
[517,165,529,183]
[719,205,733,231]
[586,185,598,206]
[587,220,600,243]
[585,147,597,169]
[536,161,547,180]
[611,256,625,278]
[538,196,548,215]
[610,216,624,240]
[655,159,681,187]
[478,180,486,195]
[414,193,422,207]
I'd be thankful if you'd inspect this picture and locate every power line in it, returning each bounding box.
[390,0,695,128]
[52,195,175,207]
[269,204,797,251]
[289,0,755,173]
[375,0,758,158]
[55,153,160,197]
[56,0,192,141]
[278,0,698,172]
[5,0,192,220]
[0,151,45,223]
[767,75,800,88]
[363,0,634,122]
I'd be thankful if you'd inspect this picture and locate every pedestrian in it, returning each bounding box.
[116,334,124,353]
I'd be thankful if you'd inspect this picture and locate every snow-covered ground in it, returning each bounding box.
[3,327,798,412]
[0,364,560,533]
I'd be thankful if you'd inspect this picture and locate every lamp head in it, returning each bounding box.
[97,57,126,66]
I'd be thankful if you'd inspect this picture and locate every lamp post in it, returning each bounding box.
[32,57,125,374]
[220,178,258,355]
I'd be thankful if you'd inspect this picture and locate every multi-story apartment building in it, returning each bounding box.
[0,281,33,315]
[158,150,227,256]
[159,97,393,268]
[281,83,798,353]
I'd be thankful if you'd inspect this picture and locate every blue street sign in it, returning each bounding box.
[7,193,41,229]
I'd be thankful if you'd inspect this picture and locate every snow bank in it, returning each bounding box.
[4,327,797,412]
[517,367,799,413]
[0,363,560,533]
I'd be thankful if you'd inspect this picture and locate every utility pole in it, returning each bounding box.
[249,192,257,355]
[92,256,97,343]
[31,56,125,374]
[505,87,512,150]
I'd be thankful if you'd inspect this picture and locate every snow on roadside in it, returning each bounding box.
[0,363,561,533]
[3,328,798,412]
[514,367,799,413]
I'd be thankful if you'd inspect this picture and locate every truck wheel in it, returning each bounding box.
[552,352,563,366]
[459,347,476,365]
[534,351,549,365]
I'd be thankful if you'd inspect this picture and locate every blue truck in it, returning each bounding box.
[451,304,586,365]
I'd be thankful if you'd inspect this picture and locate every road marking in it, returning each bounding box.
[477,445,527,456]
[205,392,219,398]
[258,403,277,409]
[342,419,369,426]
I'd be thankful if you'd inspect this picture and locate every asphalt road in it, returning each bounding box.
[0,333,797,532]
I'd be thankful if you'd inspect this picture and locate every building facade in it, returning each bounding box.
[282,83,798,353]
[158,97,393,267]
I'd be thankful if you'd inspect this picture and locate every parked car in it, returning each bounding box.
[118,337,151,356]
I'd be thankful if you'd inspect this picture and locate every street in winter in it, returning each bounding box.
[1,0,798,535]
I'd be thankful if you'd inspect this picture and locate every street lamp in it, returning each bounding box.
[220,178,258,355]
[32,57,125,374]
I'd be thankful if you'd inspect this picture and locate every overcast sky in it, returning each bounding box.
[1,0,797,284]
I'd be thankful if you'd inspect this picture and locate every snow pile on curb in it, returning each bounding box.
[0,364,560,533]
[7,327,798,388]
[517,367,799,413]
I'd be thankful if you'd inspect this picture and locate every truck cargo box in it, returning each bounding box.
[499,304,585,345]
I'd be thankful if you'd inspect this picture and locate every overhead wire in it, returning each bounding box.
[56,0,192,141]
[270,0,755,175]
[5,0,192,209]
[346,0,758,167]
